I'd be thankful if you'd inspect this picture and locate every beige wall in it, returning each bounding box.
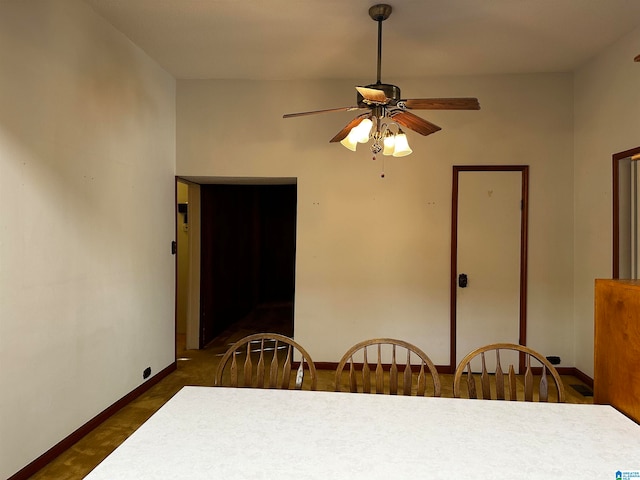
[177,73,575,364]
[2,1,635,475]
[0,1,176,478]
[573,26,640,377]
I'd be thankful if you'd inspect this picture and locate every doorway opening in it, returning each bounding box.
[175,177,297,353]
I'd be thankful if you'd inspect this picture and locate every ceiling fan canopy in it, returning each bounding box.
[283,4,480,157]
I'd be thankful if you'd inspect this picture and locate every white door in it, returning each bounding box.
[455,169,524,371]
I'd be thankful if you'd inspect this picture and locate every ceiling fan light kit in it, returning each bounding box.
[283,4,480,167]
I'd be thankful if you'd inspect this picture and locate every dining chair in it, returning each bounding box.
[334,338,441,396]
[214,333,318,390]
[453,343,565,402]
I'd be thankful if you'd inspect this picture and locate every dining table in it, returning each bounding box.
[84,385,640,479]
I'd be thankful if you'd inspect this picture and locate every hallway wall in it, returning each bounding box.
[176,181,189,335]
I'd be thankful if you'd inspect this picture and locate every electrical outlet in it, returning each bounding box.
[546,356,561,365]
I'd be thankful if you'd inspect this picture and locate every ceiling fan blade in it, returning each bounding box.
[356,86,389,104]
[402,98,480,110]
[390,111,441,136]
[283,106,361,118]
[635,54,640,62]
[329,114,370,143]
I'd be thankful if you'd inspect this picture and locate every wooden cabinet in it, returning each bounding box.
[594,279,640,423]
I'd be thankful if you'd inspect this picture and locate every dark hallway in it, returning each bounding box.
[201,301,294,351]
[199,183,297,348]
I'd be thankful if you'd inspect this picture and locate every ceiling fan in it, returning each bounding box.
[283,4,480,157]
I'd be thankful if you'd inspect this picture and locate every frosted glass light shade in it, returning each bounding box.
[340,131,359,151]
[392,133,412,157]
[353,118,373,143]
[383,134,395,155]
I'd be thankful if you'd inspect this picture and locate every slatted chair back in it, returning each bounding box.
[453,343,565,402]
[214,333,317,391]
[334,338,441,396]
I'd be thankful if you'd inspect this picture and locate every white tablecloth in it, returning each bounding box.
[85,386,640,479]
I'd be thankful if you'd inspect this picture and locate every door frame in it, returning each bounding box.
[612,146,640,278]
[176,176,298,350]
[449,165,529,373]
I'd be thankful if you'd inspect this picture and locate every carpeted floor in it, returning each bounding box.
[27,304,593,479]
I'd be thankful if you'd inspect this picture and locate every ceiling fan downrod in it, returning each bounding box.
[282,1,480,167]
[369,4,392,84]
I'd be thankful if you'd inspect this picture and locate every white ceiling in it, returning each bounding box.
[84,0,640,81]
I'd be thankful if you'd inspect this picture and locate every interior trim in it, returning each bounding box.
[556,367,593,388]
[314,361,451,374]
[8,362,177,480]
[612,146,640,278]
[316,363,592,387]
[450,165,530,373]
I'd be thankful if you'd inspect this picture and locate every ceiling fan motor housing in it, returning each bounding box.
[357,83,401,107]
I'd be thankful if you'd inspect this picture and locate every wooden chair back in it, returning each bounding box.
[453,343,565,402]
[334,338,441,396]
[214,333,317,390]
